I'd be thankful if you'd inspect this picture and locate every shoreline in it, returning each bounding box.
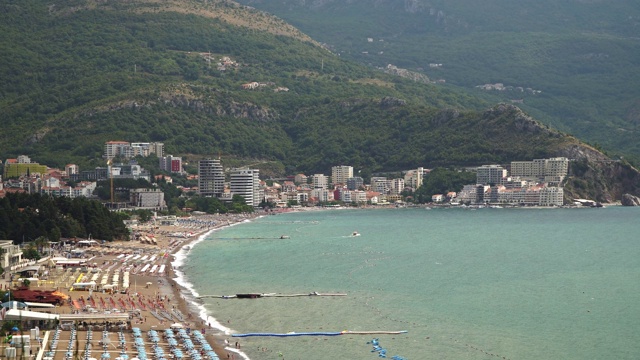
[163,215,261,360]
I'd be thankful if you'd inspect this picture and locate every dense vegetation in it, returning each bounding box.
[0,0,588,176]
[237,0,640,163]
[0,193,130,243]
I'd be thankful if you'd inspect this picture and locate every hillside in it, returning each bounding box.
[1,0,639,201]
[236,0,640,162]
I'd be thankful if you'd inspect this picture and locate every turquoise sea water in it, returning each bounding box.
[180,207,640,360]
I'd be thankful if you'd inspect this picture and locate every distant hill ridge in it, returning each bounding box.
[237,0,640,161]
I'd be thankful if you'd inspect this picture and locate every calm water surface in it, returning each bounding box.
[180,207,640,359]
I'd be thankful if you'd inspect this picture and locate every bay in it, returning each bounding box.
[180,207,640,359]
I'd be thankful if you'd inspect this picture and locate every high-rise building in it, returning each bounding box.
[476,165,507,185]
[198,159,224,197]
[404,167,424,190]
[312,174,329,189]
[230,168,260,207]
[391,178,405,195]
[510,157,569,185]
[331,165,353,185]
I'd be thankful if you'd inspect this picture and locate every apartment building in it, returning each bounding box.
[476,165,507,185]
[198,159,225,197]
[159,155,183,174]
[312,174,329,190]
[331,165,353,185]
[230,168,261,207]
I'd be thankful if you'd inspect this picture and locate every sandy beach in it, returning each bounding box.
[3,212,267,360]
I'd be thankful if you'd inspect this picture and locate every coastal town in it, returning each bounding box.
[1,141,573,210]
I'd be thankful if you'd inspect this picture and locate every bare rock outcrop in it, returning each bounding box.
[621,193,640,206]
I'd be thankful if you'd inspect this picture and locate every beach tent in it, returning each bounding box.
[3,308,60,321]
[23,302,56,308]
[170,323,184,329]
[78,240,99,247]
[72,281,97,290]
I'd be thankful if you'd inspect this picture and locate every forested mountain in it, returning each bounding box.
[0,0,639,202]
[237,0,640,162]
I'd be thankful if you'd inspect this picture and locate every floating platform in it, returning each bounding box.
[232,330,407,338]
[197,291,347,299]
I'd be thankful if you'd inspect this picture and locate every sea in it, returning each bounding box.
[173,206,640,360]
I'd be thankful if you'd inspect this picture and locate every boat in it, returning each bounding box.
[279,235,290,239]
[351,231,361,237]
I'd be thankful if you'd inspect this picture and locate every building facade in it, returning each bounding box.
[159,155,183,174]
[404,167,424,190]
[198,159,225,197]
[510,157,568,185]
[312,174,329,189]
[104,141,164,159]
[230,168,261,207]
[476,165,507,185]
[0,240,23,271]
[331,165,353,185]
[130,188,167,210]
[347,176,364,191]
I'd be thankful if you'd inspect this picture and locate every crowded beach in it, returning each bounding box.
[1,213,260,360]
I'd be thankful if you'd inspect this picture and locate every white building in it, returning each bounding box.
[198,159,225,197]
[17,155,31,164]
[0,240,23,271]
[65,164,79,175]
[311,188,334,203]
[497,186,564,206]
[510,157,568,185]
[391,178,405,195]
[404,167,424,190]
[538,187,564,206]
[230,168,261,207]
[331,165,353,185]
[312,174,329,190]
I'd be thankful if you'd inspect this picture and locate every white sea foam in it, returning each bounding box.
[171,218,261,360]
